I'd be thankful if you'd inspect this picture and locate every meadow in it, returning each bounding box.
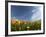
[11,19,41,31]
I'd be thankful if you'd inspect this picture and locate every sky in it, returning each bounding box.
[11,5,42,21]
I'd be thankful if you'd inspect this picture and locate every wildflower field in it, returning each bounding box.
[11,19,41,31]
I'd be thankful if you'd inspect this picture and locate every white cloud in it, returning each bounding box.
[12,16,16,19]
[32,7,39,13]
[31,6,43,21]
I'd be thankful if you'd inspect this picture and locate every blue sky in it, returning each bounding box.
[11,5,42,21]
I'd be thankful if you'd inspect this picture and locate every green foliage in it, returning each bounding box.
[11,20,41,31]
